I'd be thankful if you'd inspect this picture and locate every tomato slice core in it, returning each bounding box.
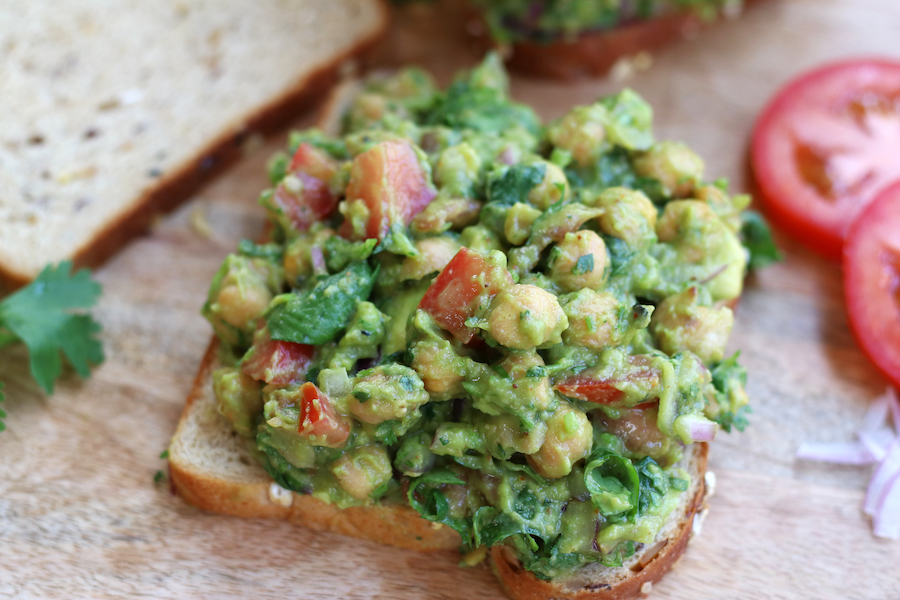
[843,181,900,390]
[752,58,900,260]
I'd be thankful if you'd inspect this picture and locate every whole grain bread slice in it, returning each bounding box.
[0,0,388,288]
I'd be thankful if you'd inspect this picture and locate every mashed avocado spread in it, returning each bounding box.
[470,0,742,44]
[203,55,762,580]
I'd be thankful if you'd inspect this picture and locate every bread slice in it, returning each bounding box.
[468,0,764,80]
[168,340,462,551]
[0,0,388,288]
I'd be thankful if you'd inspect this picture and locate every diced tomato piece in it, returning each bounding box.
[341,140,437,241]
[272,171,338,232]
[298,382,350,447]
[555,358,661,405]
[418,248,513,343]
[242,335,314,386]
[288,142,339,183]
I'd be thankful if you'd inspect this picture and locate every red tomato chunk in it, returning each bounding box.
[419,248,513,343]
[341,140,436,241]
[242,337,314,386]
[273,171,338,232]
[298,382,350,447]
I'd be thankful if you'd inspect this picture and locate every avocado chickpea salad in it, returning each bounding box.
[202,55,770,579]
[470,0,744,45]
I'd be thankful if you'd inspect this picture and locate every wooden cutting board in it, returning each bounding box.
[2,0,899,598]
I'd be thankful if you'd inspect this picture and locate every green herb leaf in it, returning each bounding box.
[153,470,167,485]
[486,164,546,208]
[635,456,669,516]
[583,450,640,521]
[267,261,378,345]
[237,239,284,261]
[0,261,104,394]
[740,210,782,270]
[159,449,170,460]
[407,468,472,545]
[571,254,594,276]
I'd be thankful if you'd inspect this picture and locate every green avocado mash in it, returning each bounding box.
[470,0,743,44]
[203,54,767,580]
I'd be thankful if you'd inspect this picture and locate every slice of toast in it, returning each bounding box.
[0,0,388,288]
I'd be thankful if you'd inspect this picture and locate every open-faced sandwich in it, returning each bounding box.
[169,55,755,599]
[466,0,760,79]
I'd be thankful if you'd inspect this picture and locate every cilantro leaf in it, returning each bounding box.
[741,210,782,270]
[0,261,104,395]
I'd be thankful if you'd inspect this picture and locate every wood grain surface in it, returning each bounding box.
[3,1,900,598]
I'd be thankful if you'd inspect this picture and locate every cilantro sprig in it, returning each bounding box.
[0,261,104,425]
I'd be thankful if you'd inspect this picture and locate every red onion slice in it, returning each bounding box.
[796,441,875,465]
[864,439,900,517]
[873,471,900,540]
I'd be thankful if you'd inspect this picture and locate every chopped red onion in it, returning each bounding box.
[310,247,327,276]
[797,441,875,465]
[860,392,890,434]
[864,439,900,517]
[873,472,900,540]
[859,427,895,462]
[688,417,717,442]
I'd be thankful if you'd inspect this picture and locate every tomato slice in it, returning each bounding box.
[242,333,314,386]
[844,181,900,390]
[272,171,338,233]
[418,247,513,343]
[340,140,437,241]
[554,357,661,405]
[751,58,900,260]
[298,382,350,447]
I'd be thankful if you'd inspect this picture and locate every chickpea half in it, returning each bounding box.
[633,141,705,198]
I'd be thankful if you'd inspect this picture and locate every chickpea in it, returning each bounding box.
[486,284,568,350]
[548,105,607,167]
[410,197,481,235]
[460,225,504,254]
[500,351,554,412]
[656,200,746,301]
[633,141,705,198]
[548,230,610,292]
[480,413,547,457]
[504,202,542,246]
[410,339,466,398]
[434,143,482,198]
[330,445,392,501]
[527,405,592,479]
[559,289,622,351]
[696,184,749,232]
[650,287,734,364]
[590,187,657,246]
[216,283,271,331]
[528,161,570,210]
[399,236,460,282]
[348,365,430,424]
[348,92,388,126]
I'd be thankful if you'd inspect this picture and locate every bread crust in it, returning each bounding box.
[490,444,709,600]
[471,0,764,80]
[168,340,461,551]
[0,0,390,290]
